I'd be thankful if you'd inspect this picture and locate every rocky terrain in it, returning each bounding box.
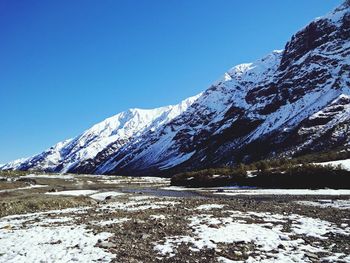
[0,172,349,262]
[2,1,350,176]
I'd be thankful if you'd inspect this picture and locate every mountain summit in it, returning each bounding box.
[2,1,350,175]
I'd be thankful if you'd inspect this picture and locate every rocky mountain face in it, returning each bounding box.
[2,1,350,175]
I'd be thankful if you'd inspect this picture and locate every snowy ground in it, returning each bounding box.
[45,189,126,201]
[316,158,350,171]
[20,173,75,179]
[213,189,350,196]
[89,191,125,201]
[0,173,349,262]
[163,186,350,196]
[46,189,99,196]
[0,195,181,263]
[155,210,350,262]
[0,207,114,263]
[296,199,350,210]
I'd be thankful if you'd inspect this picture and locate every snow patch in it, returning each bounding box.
[89,191,125,201]
[296,199,350,210]
[46,190,98,196]
[20,174,75,180]
[195,204,225,210]
[213,189,350,196]
[155,210,350,261]
[0,225,114,263]
[316,159,350,171]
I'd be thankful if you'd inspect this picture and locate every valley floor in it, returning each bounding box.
[0,173,349,262]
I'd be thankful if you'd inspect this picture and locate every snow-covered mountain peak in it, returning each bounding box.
[2,92,201,172]
[80,92,201,142]
[222,50,283,85]
[93,107,166,135]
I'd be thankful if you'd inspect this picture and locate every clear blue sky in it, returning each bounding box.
[0,0,342,163]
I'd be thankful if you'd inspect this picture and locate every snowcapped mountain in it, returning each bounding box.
[2,1,350,175]
[1,94,200,173]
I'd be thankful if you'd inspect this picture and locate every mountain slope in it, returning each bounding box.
[2,1,350,175]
